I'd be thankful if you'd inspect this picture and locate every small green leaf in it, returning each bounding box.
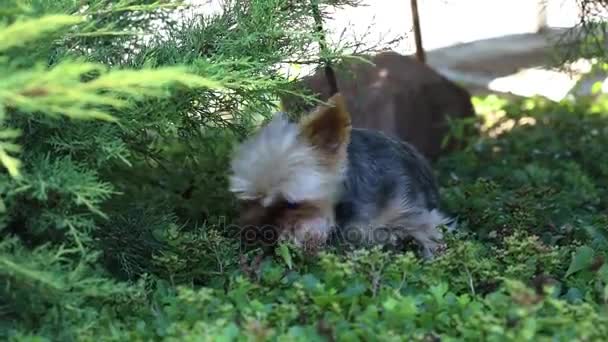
[0,148,21,178]
[565,245,595,277]
[429,282,449,303]
[591,81,603,95]
[0,129,21,139]
[382,297,398,311]
[342,282,366,298]
[277,243,293,270]
[564,287,583,304]
[217,322,239,342]
[300,274,320,291]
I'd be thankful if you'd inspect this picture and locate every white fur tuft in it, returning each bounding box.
[229,114,342,204]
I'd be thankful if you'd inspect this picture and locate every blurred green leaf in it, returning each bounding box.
[278,243,293,270]
[566,245,595,277]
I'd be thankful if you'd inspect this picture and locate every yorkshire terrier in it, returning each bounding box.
[228,93,455,258]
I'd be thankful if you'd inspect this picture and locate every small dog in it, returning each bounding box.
[229,93,455,258]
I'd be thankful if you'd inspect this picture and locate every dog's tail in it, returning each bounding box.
[444,215,459,232]
[429,209,458,233]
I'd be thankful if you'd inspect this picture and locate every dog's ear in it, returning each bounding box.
[299,93,352,155]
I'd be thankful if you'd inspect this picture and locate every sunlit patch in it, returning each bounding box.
[488,68,578,102]
[519,117,537,126]
[484,116,538,138]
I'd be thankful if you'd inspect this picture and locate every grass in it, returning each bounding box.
[6,92,608,341]
[131,93,608,341]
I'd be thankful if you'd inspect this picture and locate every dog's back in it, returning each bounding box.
[336,128,440,219]
[333,128,452,257]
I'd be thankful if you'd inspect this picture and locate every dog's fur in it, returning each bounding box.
[229,93,454,258]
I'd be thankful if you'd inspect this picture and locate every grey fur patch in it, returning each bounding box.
[332,128,454,256]
[335,128,440,223]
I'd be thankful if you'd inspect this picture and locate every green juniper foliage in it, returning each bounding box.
[2,0,608,341]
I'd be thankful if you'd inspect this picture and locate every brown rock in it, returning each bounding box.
[281,51,476,161]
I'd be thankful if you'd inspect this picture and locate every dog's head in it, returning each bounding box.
[229,93,352,247]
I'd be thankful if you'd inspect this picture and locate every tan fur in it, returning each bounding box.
[229,111,341,204]
[370,196,413,228]
[237,195,336,250]
[340,196,450,257]
[276,199,335,249]
[298,93,352,171]
[230,94,354,249]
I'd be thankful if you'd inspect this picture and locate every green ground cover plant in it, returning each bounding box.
[1,0,607,341]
